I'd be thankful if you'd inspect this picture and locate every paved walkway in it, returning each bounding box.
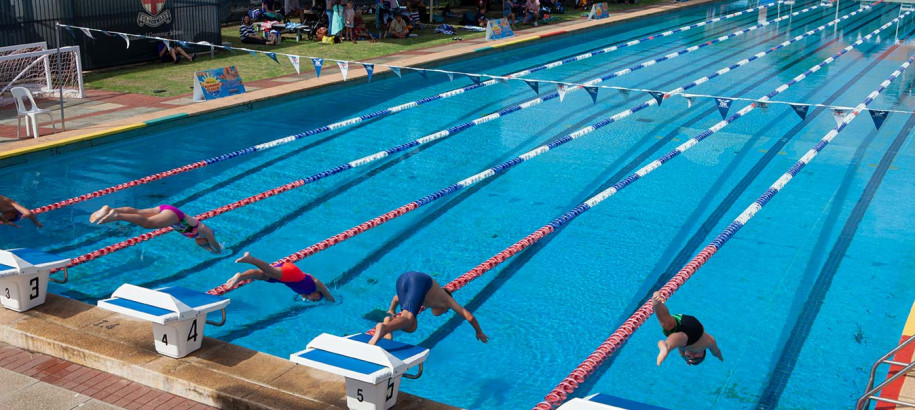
[0,342,214,410]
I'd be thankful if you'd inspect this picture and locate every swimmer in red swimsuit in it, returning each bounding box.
[224,251,334,302]
[90,204,221,253]
[0,195,41,229]
[653,291,723,366]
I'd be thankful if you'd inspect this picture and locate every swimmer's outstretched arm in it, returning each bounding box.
[708,335,723,361]
[386,295,399,316]
[197,225,222,254]
[447,298,488,343]
[314,279,335,302]
[2,196,40,229]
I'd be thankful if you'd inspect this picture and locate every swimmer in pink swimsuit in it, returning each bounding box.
[90,204,221,253]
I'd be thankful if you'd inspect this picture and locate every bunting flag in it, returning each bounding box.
[63,26,77,40]
[757,101,769,111]
[832,108,847,126]
[266,52,279,63]
[467,74,481,84]
[178,40,190,49]
[390,66,401,78]
[101,30,113,36]
[869,109,888,130]
[248,50,257,57]
[790,104,809,120]
[649,91,665,107]
[715,98,733,119]
[525,80,539,95]
[557,84,568,102]
[584,86,599,105]
[446,71,454,82]
[416,68,427,80]
[198,41,215,53]
[312,58,324,78]
[164,41,171,51]
[288,55,301,74]
[618,88,630,96]
[80,28,95,40]
[338,61,349,81]
[496,76,508,84]
[118,33,130,48]
[363,63,374,82]
[685,96,694,108]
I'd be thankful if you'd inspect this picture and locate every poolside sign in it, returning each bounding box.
[589,2,610,20]
[193,66,246,102]
[486,18,515,41]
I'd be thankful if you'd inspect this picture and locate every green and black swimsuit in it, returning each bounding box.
[663,314,705,346]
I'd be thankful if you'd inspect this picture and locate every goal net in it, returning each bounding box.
[0,42,84,106]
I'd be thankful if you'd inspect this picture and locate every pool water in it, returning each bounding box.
[4,0,915,408]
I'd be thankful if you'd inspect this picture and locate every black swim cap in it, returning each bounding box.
[687,351,706,365]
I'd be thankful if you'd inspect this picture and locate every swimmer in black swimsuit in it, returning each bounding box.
[368,271,488,345]
[0,195,42,229]
[652,291,723,366]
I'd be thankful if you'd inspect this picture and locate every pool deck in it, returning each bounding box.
[0,0,721,162]
[874,300,915,409]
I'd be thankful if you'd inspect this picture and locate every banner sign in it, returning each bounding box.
[589,2,610,20]
[486,18,515,41]
[193,66,246,101]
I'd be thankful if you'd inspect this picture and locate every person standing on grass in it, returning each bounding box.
[344,1,356,43]
[331,0,345,37]
[652,291,723,366]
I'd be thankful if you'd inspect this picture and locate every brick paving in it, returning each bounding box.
[0,343,214,410]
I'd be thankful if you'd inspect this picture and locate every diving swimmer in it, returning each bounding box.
[224,251,334,302]
[368,271,488,345]
[90,204,221,253]
[653,291,723,366]
[0,195,41,229]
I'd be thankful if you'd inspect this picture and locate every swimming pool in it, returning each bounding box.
[4,0,915,408]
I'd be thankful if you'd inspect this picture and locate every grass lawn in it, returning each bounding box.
[84,1,669,97]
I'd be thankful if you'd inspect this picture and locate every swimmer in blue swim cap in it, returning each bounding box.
[368,271,488,345]
[652,291,723,366]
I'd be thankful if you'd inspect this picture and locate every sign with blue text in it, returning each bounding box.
[588,2,610,20]
[193,66,246,102]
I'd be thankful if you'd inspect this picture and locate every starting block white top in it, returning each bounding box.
[98,284,229,325]
[557,394,669,410]
[290,333,429,385]
[0,248,69,278]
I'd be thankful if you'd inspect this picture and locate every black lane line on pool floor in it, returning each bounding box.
[755,81,915,410]
[209,7,841,342]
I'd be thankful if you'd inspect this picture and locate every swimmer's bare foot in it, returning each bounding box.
[657,340,669,366]
[90,205,110,224]
[235,251,254,264]
[368,323,386,345]
[226,273,242,289]
[96,209,119,224]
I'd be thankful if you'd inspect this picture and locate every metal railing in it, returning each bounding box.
[857,334,915,410]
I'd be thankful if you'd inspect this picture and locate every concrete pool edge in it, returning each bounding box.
[0,0,722,166]
[874,299,915,409]
[0,294,459,410]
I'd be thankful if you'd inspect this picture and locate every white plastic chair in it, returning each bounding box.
[11,87,56,139]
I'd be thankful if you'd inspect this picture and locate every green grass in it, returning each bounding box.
[83,1,668,97]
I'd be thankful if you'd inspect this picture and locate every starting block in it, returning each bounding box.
[0,248,69,312]
[290,333,429,410]
[557,393,669,410]
[98,284,229,358]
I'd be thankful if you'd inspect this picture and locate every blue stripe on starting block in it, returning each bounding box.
[2,248,67,269]
[348,333,428,362]
[103,298,174,318]
[297,348,386,375]
[157,286,226,309]
[588,394,669,410]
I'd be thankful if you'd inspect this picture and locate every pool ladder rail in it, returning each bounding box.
[856,334,915,409]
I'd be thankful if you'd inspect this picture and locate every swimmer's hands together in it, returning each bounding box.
[476,331,489,343]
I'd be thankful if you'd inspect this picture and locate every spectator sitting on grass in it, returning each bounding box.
[353,14,378,42]
[502,0,516,28]
[262,0,285,20]
[240,15,278,44]
[523,0,540,26]
[389,13,410,38]
[460,6,488,27]
[157,36,194,64]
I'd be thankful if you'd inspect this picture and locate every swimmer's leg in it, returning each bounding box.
[651,291,677,332]
[369,311,416,345]
[235,251,282,280]
[98,207,171,227]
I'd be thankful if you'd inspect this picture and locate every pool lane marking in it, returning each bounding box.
[536,40,913,410]
[200,3,874,297]
[29,2,781,216]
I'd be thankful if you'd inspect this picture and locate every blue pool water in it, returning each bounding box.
[4,0,915,408]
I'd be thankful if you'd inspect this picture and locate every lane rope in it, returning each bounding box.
[34,1,796,215]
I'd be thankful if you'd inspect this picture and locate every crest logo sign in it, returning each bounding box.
[138,0,172,27]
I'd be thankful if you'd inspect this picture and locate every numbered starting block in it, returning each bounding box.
[557,393,669,410]
[290,333,429,410]
[98,284,229,358]
[0,248,69,312]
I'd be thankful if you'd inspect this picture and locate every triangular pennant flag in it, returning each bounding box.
[63,26,77,40]
[685,96,694,108]
[266,52,279,63]
[163,40,171,50]
[869,109,888,130]
[466,74,481,84]
[649,91,665,107]
[118,33,130,48]
[101,30,113,36]
[715,98,732,119]
[496,76,508,84]
[446,71,454,82]
[757,101,769,111]
[80,28,95,40]
[288,55,301,75]
[248,50,257,57]
[618,88,630,96]
[337,61,349,81]
[312,58,324,78]
[178,40,190,49]
[390,66,401,78]
[790,104,809,120]
[416,68,427,80]
[525,80,539,95]
[832,108,847,126]
[557,84,568,102]
[362,63,374,82]
[584,86,599,105]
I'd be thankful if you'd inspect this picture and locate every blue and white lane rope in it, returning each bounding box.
[37,2,783,214]
[209,0,871,294]
[535,48,915,410]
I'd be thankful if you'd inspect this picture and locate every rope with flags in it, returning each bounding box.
[533,45,914,410]
[204,1,871,296]
[36,4,782,216]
